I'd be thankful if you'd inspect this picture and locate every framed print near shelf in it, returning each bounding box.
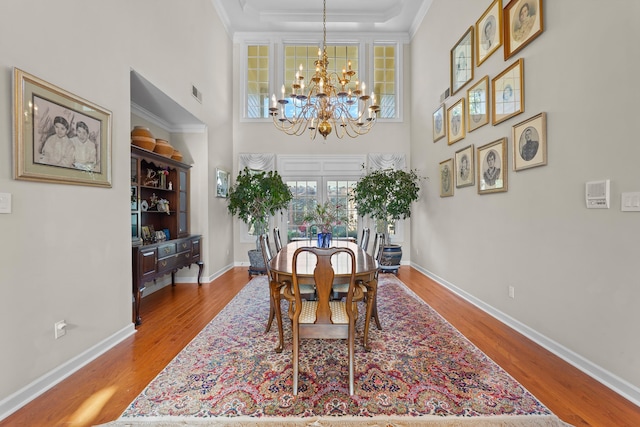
[513,112,547,171]
[450,26,474,95]
[455,144,475,188]
[447,98,465,145]
[432,103,446,142]
[492,58,524,125]
[13,68,112,187]
[476,0,502,66]
[504,0,544,60]
[439,158,454,197]
[467,76,489,132]
[216,168,230,198]
[477,138,508,194]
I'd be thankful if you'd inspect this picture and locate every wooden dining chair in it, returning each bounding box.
[273,227,283,252]
[260,234,315,353]
[332,234,383,350]
[359,227,370,252]
[286,246,363,395]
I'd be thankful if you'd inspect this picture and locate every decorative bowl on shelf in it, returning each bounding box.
[131,126,154,139]
[154,139,174,157]
[131,126,156,151]
[131,136,156,151]
[171,150,183,162]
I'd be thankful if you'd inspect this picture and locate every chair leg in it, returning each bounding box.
[265,297,275,333]
[292,323,299,395]
[348,320,355,396]
[269,285,285,353]
[372,293,382,330]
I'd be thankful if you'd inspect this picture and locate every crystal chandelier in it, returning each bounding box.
[270,0,379,140]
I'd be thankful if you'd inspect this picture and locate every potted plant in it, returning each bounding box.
[227,167,292,273]
[350,167,421,273]
[303,200,348,247]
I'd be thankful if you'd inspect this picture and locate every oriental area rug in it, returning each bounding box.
[100,275,571,427]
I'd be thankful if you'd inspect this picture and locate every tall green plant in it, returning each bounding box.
[227,168,292,248]
[350,168,420,242]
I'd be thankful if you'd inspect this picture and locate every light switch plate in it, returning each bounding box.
[0,193,11,213]
[621,192,640,212]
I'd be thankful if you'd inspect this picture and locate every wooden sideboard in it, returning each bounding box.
[132,234,203,325]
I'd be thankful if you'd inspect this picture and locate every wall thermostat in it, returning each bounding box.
[585,180,610,209]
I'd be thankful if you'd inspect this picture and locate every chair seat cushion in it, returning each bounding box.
[300,301,349,324]
[332,282,367,294]
[282,284,315,295]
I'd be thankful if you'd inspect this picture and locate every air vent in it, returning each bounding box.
[439,87,450,103]
[192,84,202,103]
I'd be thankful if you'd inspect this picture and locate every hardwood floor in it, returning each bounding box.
[2,266,639,426]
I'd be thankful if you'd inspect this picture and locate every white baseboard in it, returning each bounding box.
[411,263,640,408]
[0,324,136,422]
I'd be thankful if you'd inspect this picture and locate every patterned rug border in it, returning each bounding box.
[99,413,568,426]
[104,274,571,427]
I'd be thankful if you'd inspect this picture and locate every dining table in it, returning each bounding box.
[269,240,379,352]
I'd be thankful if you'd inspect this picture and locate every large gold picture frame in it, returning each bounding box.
[477,138,508,194]
[13,68,112,187]
[450,27,474,95]
[476,0,503,66]
[504,0,544,60]
[491,59,524,125]
[467,76,490,132]
[447,98,466,145]
[513,112,547,171]
[439,158,454,197]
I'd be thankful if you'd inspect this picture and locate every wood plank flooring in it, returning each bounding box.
[2,266,639,426]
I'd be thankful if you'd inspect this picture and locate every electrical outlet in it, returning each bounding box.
[54,320,67,339]
[508,286,515,299]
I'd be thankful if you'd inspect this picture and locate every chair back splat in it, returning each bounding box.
[273,227,283,252]
[359,227,370,252]
[287,246,361,395]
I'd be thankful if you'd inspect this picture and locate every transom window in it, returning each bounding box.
[243,41,400,120]
[246,45,270,119]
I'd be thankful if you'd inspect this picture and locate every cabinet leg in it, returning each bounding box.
[134,287,144,326]
[196,261,204,285]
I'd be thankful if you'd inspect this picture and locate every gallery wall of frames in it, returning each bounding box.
[432,0,546,198]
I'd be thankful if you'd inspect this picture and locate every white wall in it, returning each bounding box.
[0,0,233,415]
[411,0,640,401]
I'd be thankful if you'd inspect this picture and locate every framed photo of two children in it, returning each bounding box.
[13,68,112,187]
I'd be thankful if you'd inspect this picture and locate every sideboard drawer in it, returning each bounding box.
[158,243,177,258]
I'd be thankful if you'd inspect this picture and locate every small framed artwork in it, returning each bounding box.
[216,168,230,198]
[513,112,547,171]
[450,27,474,95]
[455,144,475,188]
[447,98,465,145]
[504,0,544,60]
[477,138,508,194]
[141,226,152,243]
[13,68,112,187]
[131,186,138,210]
[467,76,489,132]
[492,58,524,125]
[476,0,503,66]
[439,158,454,197]
[432,103,446,142]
